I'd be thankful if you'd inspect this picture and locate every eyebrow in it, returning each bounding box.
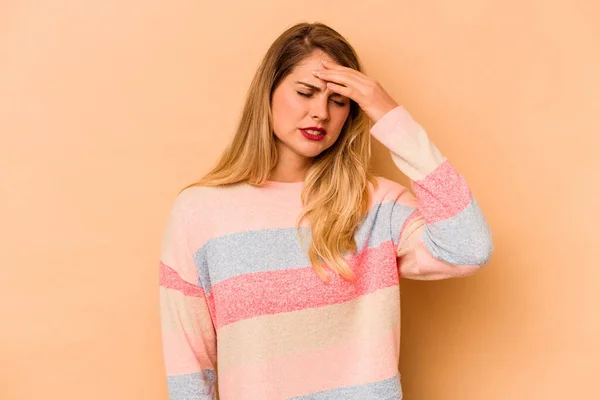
[294,81,345,97]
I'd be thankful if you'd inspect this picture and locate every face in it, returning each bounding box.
[270,51,351,162]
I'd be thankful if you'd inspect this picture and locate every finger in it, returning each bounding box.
[319,65,370,86]
[313,70,363,90]
[321,60,370,83]
[321,59,350,71]
[325,81,354,100]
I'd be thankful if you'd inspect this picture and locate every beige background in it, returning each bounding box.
[1,1,599,399]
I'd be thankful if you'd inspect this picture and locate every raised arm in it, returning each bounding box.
[370,106,493,280]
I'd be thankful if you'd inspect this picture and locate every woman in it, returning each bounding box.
[158,22,492,400]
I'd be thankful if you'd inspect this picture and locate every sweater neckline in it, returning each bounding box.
[260,180,305,189]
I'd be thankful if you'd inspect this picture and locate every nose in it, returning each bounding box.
[310,96,330,121]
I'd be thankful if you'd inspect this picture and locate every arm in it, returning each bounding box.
[159,194,217,398]
[370,106,493,280]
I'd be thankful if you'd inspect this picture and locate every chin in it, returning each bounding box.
[292,149,321,159]
[296,144,329,158]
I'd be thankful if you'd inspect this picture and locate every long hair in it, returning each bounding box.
[183,22,379,282]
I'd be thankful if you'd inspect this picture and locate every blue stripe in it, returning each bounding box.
[193,200,415,294]
[421,197,493,265]
[289,373,402,399]
[167,371,216,400]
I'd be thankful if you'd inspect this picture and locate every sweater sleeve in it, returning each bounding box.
[159,194,218,399]
[370,106,493,280]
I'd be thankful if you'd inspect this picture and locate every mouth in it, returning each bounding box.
[300,128,327,141]
[300,127,327,135]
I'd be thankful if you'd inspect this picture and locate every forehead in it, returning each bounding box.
[289,52,337,76]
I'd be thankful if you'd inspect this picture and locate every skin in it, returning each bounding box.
[269,51,351,182]
[269,50,399,183]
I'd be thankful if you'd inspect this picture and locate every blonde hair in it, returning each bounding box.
[183,22,379,282]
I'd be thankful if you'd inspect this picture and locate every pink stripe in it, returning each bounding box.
[212,243,399,329]
[159,261,204,297]
[398,209,421,241]
[218,326,400,399]
[206,291,216,326]
[412,160,472,223]
[161,331,215,375]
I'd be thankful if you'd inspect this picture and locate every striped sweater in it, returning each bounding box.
[158,106,493,399]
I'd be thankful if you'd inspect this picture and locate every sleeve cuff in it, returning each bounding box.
[369,106,446,181]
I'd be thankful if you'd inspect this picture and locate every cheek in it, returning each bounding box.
[273,93,304,127]
[282,93,305,116]
[275,90,300,111]
[274,94,307,132]
[332,108,350,130]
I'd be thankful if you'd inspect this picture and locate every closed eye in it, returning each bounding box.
[296,91,346,107]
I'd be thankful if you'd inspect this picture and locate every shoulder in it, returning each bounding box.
[164,183,247,250]
[367,176,418,210]
[369,175,411,200]
[169,183,244,221]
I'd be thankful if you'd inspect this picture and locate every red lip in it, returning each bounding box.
[301,126,327,135]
